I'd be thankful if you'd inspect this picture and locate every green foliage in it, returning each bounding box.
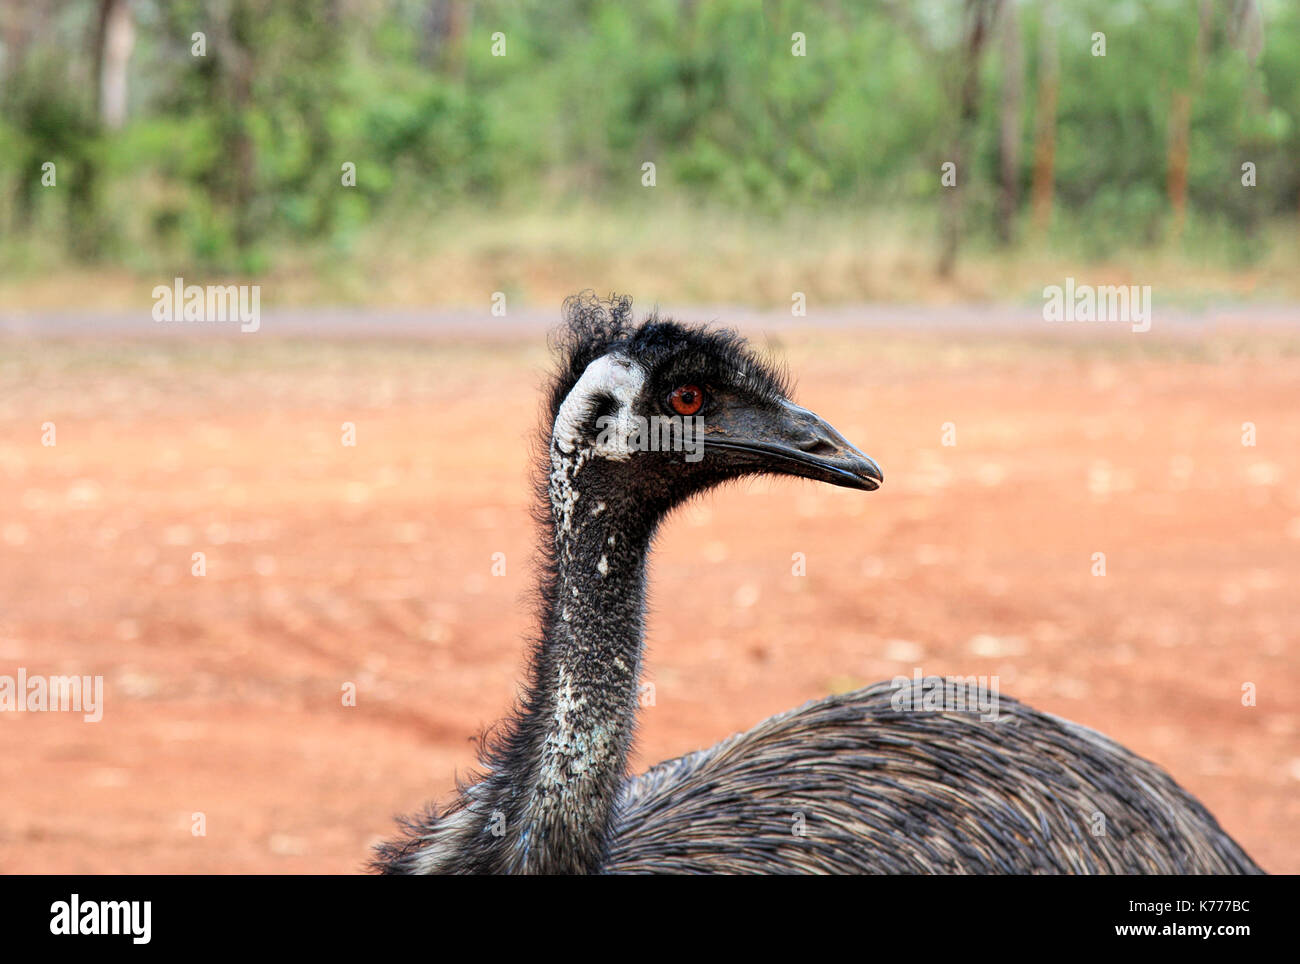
[1,0,1297,275]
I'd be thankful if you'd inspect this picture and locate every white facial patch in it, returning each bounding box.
[552,353,647,459]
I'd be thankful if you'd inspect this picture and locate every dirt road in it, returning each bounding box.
[1,321,1296,872]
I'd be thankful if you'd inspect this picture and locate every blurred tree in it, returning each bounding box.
[2,2,41,84]
[1,0,1297,276]
[420,0,470,75]
[1228,0,1267,238]
[94,0,135,131]
[997,0,1023,245]
[211,0,258,253]
[1166,0,1211,240]
[1029,0,1058,235]
[938,0,998,277]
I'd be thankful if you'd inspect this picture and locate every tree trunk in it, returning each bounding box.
[2,2,33,85]
[1166,0,1212,240]
[1228,0,1266,237]
[938,0,998,278]
[208,0,258,253]
[1029,0,1058,235]
[95,0,135,131]
[421,0,469,74]
[997,0,1023,246]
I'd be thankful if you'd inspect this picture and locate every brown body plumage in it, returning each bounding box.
[608,684,1259,874]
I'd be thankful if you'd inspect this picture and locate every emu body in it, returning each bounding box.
[606,685,1258,874]
[374,293,1260,875]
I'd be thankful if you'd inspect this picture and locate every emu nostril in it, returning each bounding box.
[797,437,838,457]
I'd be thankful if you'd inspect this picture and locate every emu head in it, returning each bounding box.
[545,293,882,525]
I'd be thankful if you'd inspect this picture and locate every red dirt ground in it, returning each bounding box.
[1,326,1296,873]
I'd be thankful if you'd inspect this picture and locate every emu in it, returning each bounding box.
[374,292,1261,875]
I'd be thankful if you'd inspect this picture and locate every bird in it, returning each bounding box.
[373,291,1262,875]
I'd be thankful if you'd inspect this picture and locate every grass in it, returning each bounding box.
[2,199,1299,310]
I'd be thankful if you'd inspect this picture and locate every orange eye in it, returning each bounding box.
[668,384,705,416]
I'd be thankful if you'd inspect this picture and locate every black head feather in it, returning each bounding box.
[545,290,793,431]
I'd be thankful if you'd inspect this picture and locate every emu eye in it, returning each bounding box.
[668,384,705,416]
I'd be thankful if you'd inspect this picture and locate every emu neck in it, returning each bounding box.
[495,451,653,873]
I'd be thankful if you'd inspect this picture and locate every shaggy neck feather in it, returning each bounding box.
[478,455,656,874]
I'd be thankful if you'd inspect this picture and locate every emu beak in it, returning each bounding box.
[706,399,883,491]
